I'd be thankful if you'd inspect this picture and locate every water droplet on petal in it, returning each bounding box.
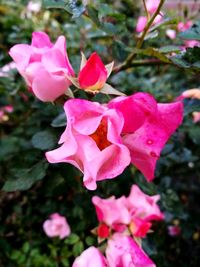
[147,139,153,145]
[150,151,158,158]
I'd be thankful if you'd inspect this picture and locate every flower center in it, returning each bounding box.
[90,118,111,150]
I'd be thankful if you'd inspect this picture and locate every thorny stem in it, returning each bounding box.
[113,0,166,73]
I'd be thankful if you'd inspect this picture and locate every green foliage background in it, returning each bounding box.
[0,0,200,266]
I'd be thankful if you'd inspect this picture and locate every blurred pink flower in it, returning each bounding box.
[72,246,107,267]
[92,184,163,238]
[168,225,181,236]
[43,213,71,239]
[78,52,108,92]
[166,29,176,40]
[177,21,192,32]
[184,40,200,48]
[108,93,183,182]
[146,0,160,14]
[136,14,162,33]
[27,1,41,13]
[192,112,200,123]
[136,16,147,33]
[106,233,156,267]
[46,99,131,190]
[9,31,74,102]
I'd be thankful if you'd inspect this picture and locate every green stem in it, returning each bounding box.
[113,0,166,73]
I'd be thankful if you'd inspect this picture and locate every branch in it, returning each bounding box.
[113,59,170,73]
[113,0,166,73]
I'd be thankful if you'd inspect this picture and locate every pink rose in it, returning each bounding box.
[92,195,130,229]
[108,93,183,181]
[78,52,108,92]
[184,40,200,48]
[106,233,156,267]
[72,246,107,267]
[46,99,131,190]
[43,213,71,239]
[9,31,74,102]
[127,185,164,221]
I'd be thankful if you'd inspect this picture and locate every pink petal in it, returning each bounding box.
[136,16,147,33]
[32,67,70,102]
[72,247,107,267]
[31,31,53,48]
[123,101,183,181]
[9,44,32,70]
[106,233,156,267]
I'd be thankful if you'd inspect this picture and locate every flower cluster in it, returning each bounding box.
[92,184,164,238]
[73,184,162,266]
[9,29,184,266]
[46,93,183,190]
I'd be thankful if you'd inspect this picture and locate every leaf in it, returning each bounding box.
[2,161,48,192]
[189,127,200,145]
[137,47,171,63]
[31,130,56,150]
[100,83,125,96]
[43,0,85,18]
[184,99,200,116]
[51,113,67,127]
[171,46,200,72]
[179,20,200,41]
[158,45,181,54]
[149,18,178,32]
[105,61,114,78]
[65,87,74,98]
[80,52,87,70]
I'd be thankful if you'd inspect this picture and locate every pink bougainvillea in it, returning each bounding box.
[43,213,71,239]
[46,99,131,190]
[9,31,74,102]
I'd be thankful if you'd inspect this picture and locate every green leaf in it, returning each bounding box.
[64,233,80,245]
[179,20,200,41]
[43,0,85,18]
[51,113,67,127]
[2,161,48,192]
[171,46,200,71]
[31,130,56,150]
[158,45,181,54]
[72,241,84,256]
[189,127,200,145]
[137,47,171,63]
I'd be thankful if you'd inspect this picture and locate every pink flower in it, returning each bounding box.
[129,218,152,238]
[146,0,160,14]
[43,213,71,239]
[27,1,41,13]
[184,40,200,48]
[92,195,131,229]
[72,246,107,267]
[106,233,156,267]
[78,52,108,92]
[177,21,192,32]
[166,29,176,40]
[136,16,147,33]
[4,105,14,113]
[136,14,162,33]
[9,31,74,102]
[127,185,164,221]
[168,225,181,236]
[193,112,200,123]
[108,93,183,181]
[46,99,131,190]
